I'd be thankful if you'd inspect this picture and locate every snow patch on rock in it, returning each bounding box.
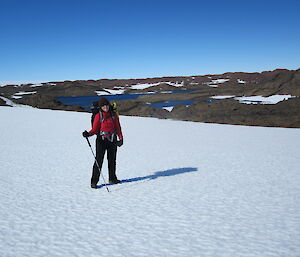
[204,78,230,87]
[235,95,295,104]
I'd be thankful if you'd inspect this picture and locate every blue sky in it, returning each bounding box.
[1,0,299,84]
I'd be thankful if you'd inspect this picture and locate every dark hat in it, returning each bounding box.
[98,97,110,107]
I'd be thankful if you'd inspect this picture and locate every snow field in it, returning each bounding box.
[210,95,295,104]
[0,106,299,257]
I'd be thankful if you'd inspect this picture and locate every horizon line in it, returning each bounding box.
[1,67,299,86]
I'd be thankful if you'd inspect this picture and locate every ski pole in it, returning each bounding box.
[85,137,110,192]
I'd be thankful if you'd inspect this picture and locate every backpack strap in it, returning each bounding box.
[99,109,115,122]
[99,109,116,142]
[99,110,103,123]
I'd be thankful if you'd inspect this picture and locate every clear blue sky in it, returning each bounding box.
[1,0,299,84]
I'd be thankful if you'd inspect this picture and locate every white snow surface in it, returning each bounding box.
[211,95,235,99]
[1,107,300,257]
[95,90,111,96]
[211,78,230,84]
[210,95,295,104]
[130,81,184,90]
[30,83,44,87]
[162,106,174,112]
[96,88,126,95]
[237,79,246,84]
[130,82,161,90]
[235,95,295,104]
[11,91,37,99]
[104,88,126,95]
[204,79,230,87]
[0,96,17,106]
[0,96,34,107]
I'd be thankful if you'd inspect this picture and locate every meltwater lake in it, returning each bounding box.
[57,91,201,110]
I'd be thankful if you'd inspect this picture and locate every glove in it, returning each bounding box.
[82,130,91,138]
[116,139,123,147]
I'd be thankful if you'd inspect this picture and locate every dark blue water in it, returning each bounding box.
[57,91,196,110]
[56,90,221,110]
[57,93,153,110]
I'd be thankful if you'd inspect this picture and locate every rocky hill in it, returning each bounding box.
[1,68,299,127]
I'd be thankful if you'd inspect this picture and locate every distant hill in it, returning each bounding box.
[1,68,299,127]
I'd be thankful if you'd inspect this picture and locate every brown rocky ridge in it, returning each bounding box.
[1,68,299,128]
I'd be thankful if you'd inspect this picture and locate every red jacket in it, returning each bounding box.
[89,111,123,140]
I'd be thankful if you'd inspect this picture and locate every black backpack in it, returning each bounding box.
[91,101,100,126]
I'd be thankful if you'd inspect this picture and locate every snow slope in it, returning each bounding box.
[0,107,299,257]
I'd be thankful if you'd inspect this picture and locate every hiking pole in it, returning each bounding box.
[85,137,110,192]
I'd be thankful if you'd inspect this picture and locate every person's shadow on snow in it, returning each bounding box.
[98,167,198,189]
[121,167,198,184]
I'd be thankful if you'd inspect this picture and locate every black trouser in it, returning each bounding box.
[91,136,118,185]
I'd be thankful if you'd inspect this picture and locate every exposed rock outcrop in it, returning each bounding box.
[170,97,300,128]
[1,68,299,127]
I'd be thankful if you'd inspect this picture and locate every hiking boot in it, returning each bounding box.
[109,179,121,184]
[91,184,97,189]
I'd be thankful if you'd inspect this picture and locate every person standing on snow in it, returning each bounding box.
[82,97,123,188]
